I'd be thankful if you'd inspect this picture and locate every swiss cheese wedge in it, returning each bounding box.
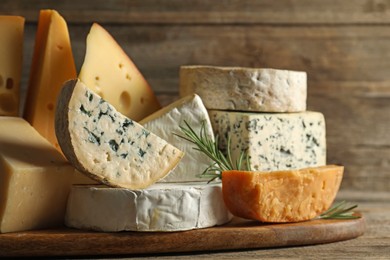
[55,79,184,189]
[222,165,343,222]
[23,10,76,150]
[78,23,161,121]
[0,16,24,116]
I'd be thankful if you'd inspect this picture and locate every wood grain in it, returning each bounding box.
[2,0,390,24]
[0,215,365,257]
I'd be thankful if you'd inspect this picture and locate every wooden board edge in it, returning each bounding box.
[0,216,365,257]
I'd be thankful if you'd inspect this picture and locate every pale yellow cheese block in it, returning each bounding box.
[0,117,74,233]
[23,10,76,151]
[78,23,161,121]
[0,16,24,116]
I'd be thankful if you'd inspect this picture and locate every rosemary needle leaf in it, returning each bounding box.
[319,201,360,219]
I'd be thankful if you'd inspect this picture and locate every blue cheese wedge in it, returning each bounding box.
[55,79,184,189]
[180,66,307,112]
[208,110,326,171]
[65,182,232,232]
[140,94,214,182]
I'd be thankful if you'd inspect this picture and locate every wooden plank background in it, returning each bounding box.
[1,0,389,191]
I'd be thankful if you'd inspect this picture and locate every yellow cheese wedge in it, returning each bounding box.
[78,23,161,121]
[0,117,74,233]
[23,10,76,151]
[0,16,24,116]
[222,165,343,222]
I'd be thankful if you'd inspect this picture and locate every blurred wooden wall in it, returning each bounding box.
[2,0,390,191]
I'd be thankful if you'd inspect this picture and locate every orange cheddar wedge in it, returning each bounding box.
[222,165,343,222]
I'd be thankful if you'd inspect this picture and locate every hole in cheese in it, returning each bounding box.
[6,78,13,89]
[47,103,54,111]
[118,63,123,69]
[125,74,131,81]
[57,45,63,50]
[95,76,100,81]
[120,91,131,110]
[0,93,16,113]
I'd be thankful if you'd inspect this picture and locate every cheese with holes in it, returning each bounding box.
[208,110,326,171]
[180,66,307,112]
[222,165,343,222]
[78,23,161,121]
[65,182,232,232]
[55,79,184,189]
[23,10,76,151]
[0,16,24,116]
[140,94,214,182]
[0,117,73,233]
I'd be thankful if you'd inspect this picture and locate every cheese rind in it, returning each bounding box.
[79,23,161,121]
[0,117,73,233]
[208,110,326,171]
[0,16,24,116]
[65,182,232,232]
[55,79,184,189]
[180,66,307,112]
[222,165,343,222]
[140,94,215,182]
[23,10,76,151]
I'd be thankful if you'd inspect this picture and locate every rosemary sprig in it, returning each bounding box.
[174,120,250,181]
[319,201,359,219]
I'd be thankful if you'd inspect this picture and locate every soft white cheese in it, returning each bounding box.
[180,65,307,112]
[140,94,215,182]
[65,182,232,232]
[208,110,326,171]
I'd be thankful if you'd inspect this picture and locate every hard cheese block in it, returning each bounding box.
[0,117,73,233]
[209,110,326,171]
[180,66,307,112]
[23,10,76,151]
[55,79,184,189]
[0,16,24,116]
[65,182,232,232]
[78,23,161,121]
[140,94,214,182]
[222,165,343,222]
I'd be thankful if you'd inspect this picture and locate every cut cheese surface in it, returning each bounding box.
[209,110,326,171]
[0,117,73,233]
[55,79,184,189]
[222,165,343,222]
[0,16,24,116]
[140,94,214,182]
[180,66,307,112]
[65,182,232,232]
[78,23,161,121]
[23,10,76,151]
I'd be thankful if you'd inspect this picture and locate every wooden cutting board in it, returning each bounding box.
[0,216,365,257]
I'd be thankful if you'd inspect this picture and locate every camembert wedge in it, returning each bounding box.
[55,79,184,189]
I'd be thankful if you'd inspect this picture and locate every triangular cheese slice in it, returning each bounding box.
[79,23,161,121]
[23,9,76,150]
[55,79,184,189]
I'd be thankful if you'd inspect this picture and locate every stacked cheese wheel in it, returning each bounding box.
[179,66,342,223]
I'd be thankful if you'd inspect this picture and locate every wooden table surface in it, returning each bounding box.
[97,190,389,260]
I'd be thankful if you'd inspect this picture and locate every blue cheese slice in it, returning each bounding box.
[180,66,307,112]
[65,182,232,232]
[140,94,214,182]
[208,110,326,171]
[55,79,184,189]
